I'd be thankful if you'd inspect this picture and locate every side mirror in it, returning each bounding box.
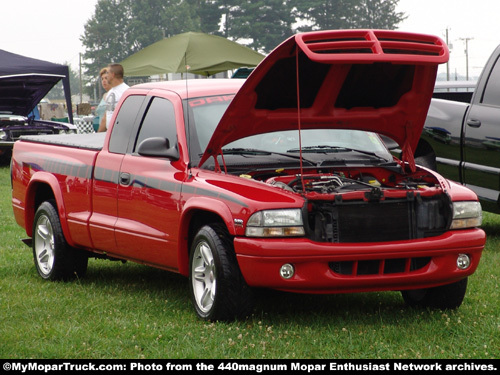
[137,137,179,160]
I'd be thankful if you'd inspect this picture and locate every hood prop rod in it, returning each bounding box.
[296,46,306,193]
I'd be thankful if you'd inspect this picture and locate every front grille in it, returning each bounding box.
[307,194,450,243]
[337,200,411,242]
[330,257,431,276]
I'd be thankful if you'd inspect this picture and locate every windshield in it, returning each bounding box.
[185,95,392,164]
[225,129,389,155]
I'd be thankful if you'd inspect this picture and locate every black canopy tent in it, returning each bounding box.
[0,49,73,123]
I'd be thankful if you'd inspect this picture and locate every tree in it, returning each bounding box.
[80,0,130,93]
[123,0,200,51]
[292,0,406,31]
[292,0,357,30]
[81,0,209,98]
[80,0,407,89]
[46,63,80,101]
[219,0,295,52]
[351,0,407,29]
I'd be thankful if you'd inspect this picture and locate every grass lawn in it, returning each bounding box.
[0,165,498,359]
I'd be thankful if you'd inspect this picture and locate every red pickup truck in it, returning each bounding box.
[11,30,485,320]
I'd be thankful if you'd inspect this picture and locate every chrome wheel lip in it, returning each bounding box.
[191,240,216,314]
[34,214,55,277]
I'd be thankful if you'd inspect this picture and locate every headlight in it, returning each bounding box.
[246,209,305,237]
[0,130,7,140]
[450,201,482,229]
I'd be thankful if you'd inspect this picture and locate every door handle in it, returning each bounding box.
[466,118,481,128]
[120,172,131,186]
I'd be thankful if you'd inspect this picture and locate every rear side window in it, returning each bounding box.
[482,56,500,106]
[108,95,146,154]
[134,97,177,152]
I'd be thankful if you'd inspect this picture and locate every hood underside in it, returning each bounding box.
[0,74,63,116]
[199,29,448,167]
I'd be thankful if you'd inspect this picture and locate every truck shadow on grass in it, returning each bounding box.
[80,258,413,323]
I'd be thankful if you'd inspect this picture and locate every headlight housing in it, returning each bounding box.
[246,209,305,237]
[450,201,482,229]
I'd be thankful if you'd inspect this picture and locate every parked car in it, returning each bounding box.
[416,44,500,213]
[0,110,76,163]
[11,30,485,320]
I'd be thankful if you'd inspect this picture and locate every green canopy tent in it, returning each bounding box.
[121,32,265,77]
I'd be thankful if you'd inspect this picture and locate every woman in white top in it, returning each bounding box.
[98,63,129,132]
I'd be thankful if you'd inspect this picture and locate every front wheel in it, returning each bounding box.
[189,224,254,321]
[33,200,88,281]
[401,278,468,309]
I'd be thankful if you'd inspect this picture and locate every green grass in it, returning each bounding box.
[0,165,498,359]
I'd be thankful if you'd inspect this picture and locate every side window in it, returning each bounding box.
[108,95,146,154]
[134,97,177,152]
[482,57,500,106]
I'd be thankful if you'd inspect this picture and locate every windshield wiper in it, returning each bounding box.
[287,145,391,162]
[221,148,316,165]
[222,148,272,155]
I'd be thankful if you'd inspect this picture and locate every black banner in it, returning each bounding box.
[1,359,498,374]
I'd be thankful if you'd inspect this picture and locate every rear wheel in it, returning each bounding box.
[189,224,254,321]
[33,200,88,280]
[401,278,468,309]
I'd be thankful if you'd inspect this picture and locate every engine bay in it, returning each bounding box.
[254,166,452,243]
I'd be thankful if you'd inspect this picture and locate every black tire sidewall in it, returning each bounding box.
[189,224,253,321]
[32,200,87,280]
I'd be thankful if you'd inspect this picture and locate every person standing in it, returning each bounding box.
[98,63,129,132]
[94,67,111,132]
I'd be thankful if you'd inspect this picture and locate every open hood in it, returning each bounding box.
[0,74,64,116]
[199,30,448,169]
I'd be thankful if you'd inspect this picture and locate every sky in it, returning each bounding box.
[0,0,499,80]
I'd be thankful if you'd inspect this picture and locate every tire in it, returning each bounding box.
[189,224,254,321]
[414,141,437,171]
[32,200,88,281]
[401,277,468,310]
[414,154,437,171]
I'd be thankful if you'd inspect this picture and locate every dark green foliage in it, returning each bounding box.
[80,0,407,94]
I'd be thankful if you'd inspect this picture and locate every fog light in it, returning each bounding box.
[280,264,295,279]
[457,254,470,270]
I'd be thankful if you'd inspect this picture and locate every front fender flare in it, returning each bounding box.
[177,197,236,276]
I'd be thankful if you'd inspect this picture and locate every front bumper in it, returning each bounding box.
[234,229,485,293]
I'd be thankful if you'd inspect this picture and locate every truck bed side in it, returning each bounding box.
[11,133,104,248]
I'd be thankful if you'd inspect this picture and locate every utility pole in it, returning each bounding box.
[460,37,473,80]
[445,28,450,81]
[79,53,83,104]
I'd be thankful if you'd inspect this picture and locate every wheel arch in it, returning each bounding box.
[25,172,75,247]
[414,138,437,170]
[177,198,236,276]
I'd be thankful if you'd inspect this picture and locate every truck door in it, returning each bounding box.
[114,95,184,269]
[463,53,500,210]
[90,95,147,252]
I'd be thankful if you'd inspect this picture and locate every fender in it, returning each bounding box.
[177,196,236,276]
[25,171,77,248]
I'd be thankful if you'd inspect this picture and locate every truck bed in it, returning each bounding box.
[19,132,106,151]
